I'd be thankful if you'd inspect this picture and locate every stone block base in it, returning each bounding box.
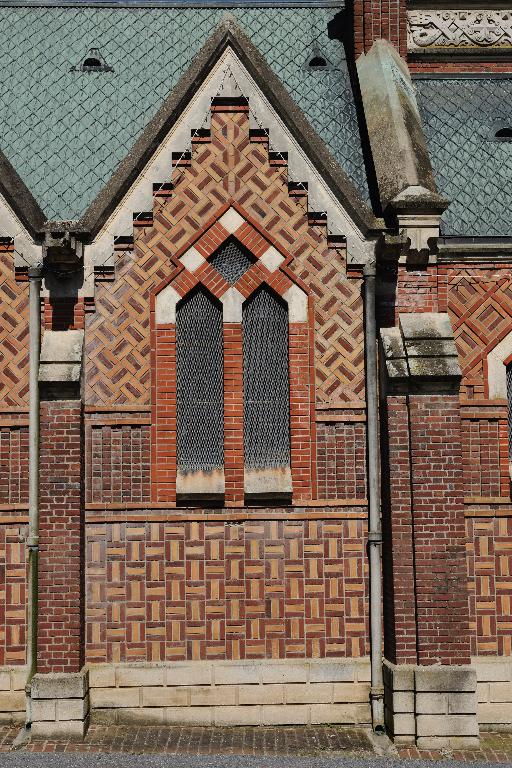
[475,657,512,733]
[88,659,371,726]
[0,667,26,724]
[384,660,479,748]
[30,669,89,740]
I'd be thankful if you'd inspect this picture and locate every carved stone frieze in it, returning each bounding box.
[407,10,512,51]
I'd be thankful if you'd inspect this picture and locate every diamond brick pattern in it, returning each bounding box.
[416,77,512,236]
[0,526,26,666]
[85,519,368,663]
[445,266,512,399]
[467,517,512,657]
[86,109,364,407]
[0,252,29,407]
[0,6,369,220]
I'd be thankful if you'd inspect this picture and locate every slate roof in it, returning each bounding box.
[0,3,370,222]
[415,76,512,238]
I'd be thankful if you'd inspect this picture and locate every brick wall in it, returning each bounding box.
[38,400,84,673]
[353,0,407,57]
[43,298,84,331]
[0,524,26,666]
[316,420,366,500]
[85,518,368,663]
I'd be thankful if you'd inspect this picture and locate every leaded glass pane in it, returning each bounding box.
[176,287,223,472]
[209,238,254,285]
[243,286,290,469]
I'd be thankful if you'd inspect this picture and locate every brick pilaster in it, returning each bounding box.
[153,325,177,503]
[38,400,84,673]
[354,0,407,58]
[224,324,244,505]
[408,394,471,665]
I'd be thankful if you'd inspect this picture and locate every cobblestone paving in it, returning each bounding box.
[0,724,511,762]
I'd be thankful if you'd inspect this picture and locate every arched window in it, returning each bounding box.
[176,287,224,491]
[243,286,290,490]
[507,362,512,463]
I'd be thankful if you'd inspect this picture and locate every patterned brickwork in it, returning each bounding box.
[85,519,368,663]
[0,525,26,665]
[467,517,512,657]
[87,423,151,504]
[442,265,512,400]
[0,426,28,505]
[85,108,364,409]
[0,250,29,407]
[316,421,366,500]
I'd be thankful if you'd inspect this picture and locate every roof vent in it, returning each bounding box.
[495,127,512,142]
[71,48,113,73]
[305,47,333,71]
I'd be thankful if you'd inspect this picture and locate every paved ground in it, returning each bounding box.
[0,725,510,765]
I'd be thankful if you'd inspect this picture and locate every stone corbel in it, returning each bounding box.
[390,185,449,265]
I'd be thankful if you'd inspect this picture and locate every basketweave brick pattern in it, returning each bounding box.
[0,249,29,407]
[0,425,28,505]
[0,525,26,666]
[85,108,364,409]
[87,423,151,504]
[467,517,512,657]
[38,401,83,673]
[85,520,369,663]
[316,422,366,500]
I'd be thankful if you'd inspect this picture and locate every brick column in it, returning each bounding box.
[38,400,83,672]
[31,328,89,739]
[353,0,407,58]
[380,314,478,749]
[224,323,244,505]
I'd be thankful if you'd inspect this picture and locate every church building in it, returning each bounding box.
[0,0,510,748]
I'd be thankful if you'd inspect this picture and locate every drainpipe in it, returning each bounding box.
[26,265,42,726]
[364,257,385,731]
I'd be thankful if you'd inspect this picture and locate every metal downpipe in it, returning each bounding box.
[26,265,42,727]
[364,258,385,731]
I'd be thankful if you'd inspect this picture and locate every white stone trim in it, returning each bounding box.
[0,196,41,269]
[259,245,285,273]
[221,287,244,323]
[218,207,244,235]
[87,658,371,727]
[179,246,205,273]
[408,10,512,51]
[487,329,512,399]
[283,284,308,323]
[155,284,180,325]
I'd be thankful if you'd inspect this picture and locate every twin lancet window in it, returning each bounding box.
[175,239,291,500]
